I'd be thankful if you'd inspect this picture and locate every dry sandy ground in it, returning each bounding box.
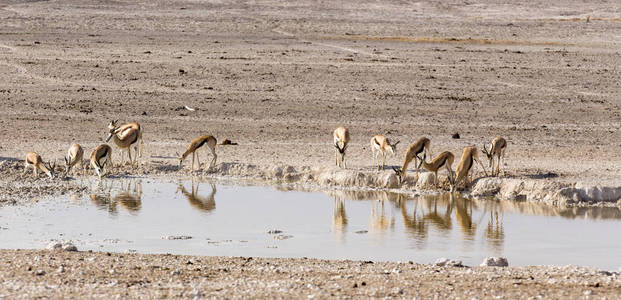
[0,0,620,297]
[0,249,620,299]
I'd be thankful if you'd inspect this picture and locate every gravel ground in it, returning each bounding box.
[1,0,620,297]
[0,249,620,299]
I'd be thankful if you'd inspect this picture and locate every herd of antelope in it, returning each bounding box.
[23,121,506,192]
[335,126,507,192]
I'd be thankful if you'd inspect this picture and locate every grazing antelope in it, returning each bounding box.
[64,143,85,176]
[24,152,56,178]
[90,144,112,179]
[370,134,399,171]
[451,146,488,192]
[421,151,455,189]
[105,120,142,166]
[392,137,432,184]
[482,136,507,177]
[333,126,350,168]
[178,135,217,170]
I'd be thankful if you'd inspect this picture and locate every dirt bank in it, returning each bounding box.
[0,249,619,299]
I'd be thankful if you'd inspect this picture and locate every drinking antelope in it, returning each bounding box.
[106,120,142,166]
[370,134,399,171]
[178,135,217,170]
[90,144,112,179]
[333,126,350,168]
[482,136,507,177]
[421,151,455,189]
[64,143,85,176]
[392,137,432,184]
[24,152,56,178]
[451,146,488,192]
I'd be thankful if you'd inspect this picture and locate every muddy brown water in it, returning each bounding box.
[0,178,620,269]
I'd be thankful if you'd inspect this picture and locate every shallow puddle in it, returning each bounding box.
[1,178,620,269]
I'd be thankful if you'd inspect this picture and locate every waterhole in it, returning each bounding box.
[1,178,620,269]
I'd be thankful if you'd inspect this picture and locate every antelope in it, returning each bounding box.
[64,143,85,176]
[392,137,432,184]
[450,146,488,192]
[482,136,507,177]
[370,134,399,171]
[24,152,56,178]
[90,144,112,179]
[421,151,455,189]
[106,120,142,166]
[178,135,217,170]
[333,126,350,168]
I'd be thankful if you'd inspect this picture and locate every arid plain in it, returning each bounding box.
[1,0,620,298]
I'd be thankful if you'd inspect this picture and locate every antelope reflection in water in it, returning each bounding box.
[400,193,505,250]
[89,179,142,215]
[332,195,348,242]
[177,180,216,212]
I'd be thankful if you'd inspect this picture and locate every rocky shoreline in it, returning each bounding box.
[0,249,619,299]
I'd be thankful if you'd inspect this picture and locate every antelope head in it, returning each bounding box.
[388,140,400,155]
[45,160,56,178]
[105,120,119,142]
[481,143,493,168]
[176,151,184,168]
[392,166,403,185]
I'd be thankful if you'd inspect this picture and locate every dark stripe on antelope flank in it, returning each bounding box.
[373,138,381,147]
[438,156,448,169]
[26,156,36,165]
[196,138,207,149]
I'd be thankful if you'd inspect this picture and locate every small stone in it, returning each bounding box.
[480,257,509,267]
[162,235,192,240]
[171,269,181,275]
[274,234,293,240]
[35,270,45,276]
[583,290,593,296]
[267,229,283,234]
[56,265,65,273]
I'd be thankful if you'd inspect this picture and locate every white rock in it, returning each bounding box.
[46,241,63,250]
[435,258,463,267]
[480,257,508,267]
[62,242,78,252]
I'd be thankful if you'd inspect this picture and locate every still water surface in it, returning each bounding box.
[1,179,620,269]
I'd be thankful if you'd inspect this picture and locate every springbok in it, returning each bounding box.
[24,152,56,178]
[178,135,217,170]
[482,136,507,177]
[392,137,432,184]
[370,134,399,171]
[421,151,455,189]
[90,144,112,179]
[451,146,488,192]
[105,120,142,166]
[333,126,350,168]
[64,143,84,176]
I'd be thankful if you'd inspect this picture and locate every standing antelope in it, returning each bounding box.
[451,146,488,192]
[178,135,217,170]
[333,126,350,168]
[421,151,455,189]
[370,134,399,171]
[24,152,56,178]
[106,120,142,166]
[90,144,112,179]
[482,136,507,177]
[64,143,85,176]
[392,137,432,184]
